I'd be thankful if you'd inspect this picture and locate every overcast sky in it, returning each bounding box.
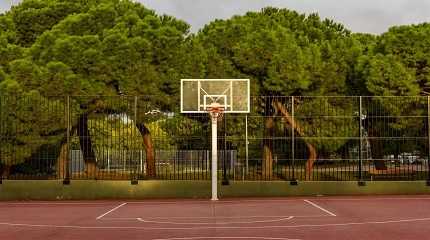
[1,0,430,34]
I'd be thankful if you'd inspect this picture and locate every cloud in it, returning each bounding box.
[0,1,14,13]
[138,0,430,33]
[2,0,430,34]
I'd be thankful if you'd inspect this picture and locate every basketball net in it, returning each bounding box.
[206,102,224,122]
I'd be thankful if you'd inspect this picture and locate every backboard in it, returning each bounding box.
[181,79,250,113]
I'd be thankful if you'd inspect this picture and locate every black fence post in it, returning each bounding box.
[0,96,2,184]
[427,96,430,186]
[290,96,298,185]
[358,96,366,186]
[131,96,139,185]
[63,96,71,185]
[222,113,229,185]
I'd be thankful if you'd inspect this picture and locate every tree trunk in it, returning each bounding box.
[1,165,11,178]
[263,116,274,179]
[136,123,156,177]
[305,142,317,180]
[368,128,387,170]
[77,113,98,177]
[274,101,317,179]
[57,143,68,179]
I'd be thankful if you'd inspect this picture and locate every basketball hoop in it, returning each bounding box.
[206,102,225,122]
[180,79,250,201]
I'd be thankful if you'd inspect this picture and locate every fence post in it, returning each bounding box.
[63,96,70,185]
[358,96,365,186]
[427,96,430,186]
[222,113,229,185]
[245,114,249,177]
[291,96,297,185]
[131,96,138,185]
[0,96,2,184]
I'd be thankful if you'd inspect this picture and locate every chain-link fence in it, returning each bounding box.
[1,96,429,181]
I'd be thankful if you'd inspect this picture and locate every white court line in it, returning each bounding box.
[153,237,300,240]
[103,215,327,220]
[303,200,336,217]
[124,197,430,204]
[96,202,127,220]
[0,202,124,205]
[136,216,294,225]
[1,217,430,230]
[314,197,430,201]
[100,215,328,222]
[2,197,430,206]
[125,200,299,205]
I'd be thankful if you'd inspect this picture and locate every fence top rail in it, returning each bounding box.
[1,95,429,98]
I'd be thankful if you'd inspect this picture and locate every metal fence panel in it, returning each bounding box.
[0,95,429,181]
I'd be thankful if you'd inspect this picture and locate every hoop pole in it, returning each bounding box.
[211,113,218,200]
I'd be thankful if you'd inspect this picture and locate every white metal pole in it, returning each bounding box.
[245,114,249,174]
[211,113,218,201]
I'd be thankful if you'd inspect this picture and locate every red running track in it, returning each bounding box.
[1,195,430,240]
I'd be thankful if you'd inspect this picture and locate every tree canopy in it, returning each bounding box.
[1,0,430,177]
[0,0,198,175]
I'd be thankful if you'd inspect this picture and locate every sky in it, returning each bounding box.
[1,0,430,34]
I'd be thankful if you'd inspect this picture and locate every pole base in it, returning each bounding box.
[290,180,298,186]
[211,197,218,201]
[358,180,366,186]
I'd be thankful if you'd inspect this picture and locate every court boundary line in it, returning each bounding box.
[309,197,430,201]
[152,237,301,240]
[303,200,336,217]
[0,202,124,205]
[1,196,430,206]
[123,197,430,204]
[96,202,127,220]
[1,217,430,230]
[101,214,328,220]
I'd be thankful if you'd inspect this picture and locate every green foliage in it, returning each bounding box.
[0,81,65,166]
[13,0,194,107]
[197,8,361,152]
[0,12,24,69]
[9,0,84,46]
[0,67,6,82]
[197,8,359,96]
[157,114,209,150]
[0,0,197,169]
[0,14,17,44]
[294,97,359,151]
[363,24,430,96]
[365,54,419,96]
[356,24,430,145]
[88,114,143,151]
[1,0,430,168]
[146,119,178,150]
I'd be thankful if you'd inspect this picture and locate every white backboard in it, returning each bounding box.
[181,79,250,113]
